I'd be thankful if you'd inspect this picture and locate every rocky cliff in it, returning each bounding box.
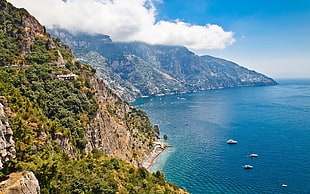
[0,97,40,193]
[0,97,15,170]
[85,74,155,166]
[49,28,277,101]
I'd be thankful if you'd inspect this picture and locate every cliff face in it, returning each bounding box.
[49,28,277,101]
[85,75,155,166]
[0,97,15,170]
[0,97,40,193]
[0,0,51,56]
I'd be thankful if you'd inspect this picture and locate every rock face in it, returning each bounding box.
[0,98,39,193]
[49,28,277,101]
[0,171,40,194]
[85,75,156,166]
[53,132,77,159]
[0,0,49,56]
[0,97,16,170]
[20,12,48,56]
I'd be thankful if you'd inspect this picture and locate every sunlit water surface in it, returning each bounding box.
[132,79,310,194]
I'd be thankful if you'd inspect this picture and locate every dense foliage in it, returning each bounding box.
[0,61,184,193]
[0,0,186,193]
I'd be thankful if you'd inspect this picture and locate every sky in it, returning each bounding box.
[8,0,310,78]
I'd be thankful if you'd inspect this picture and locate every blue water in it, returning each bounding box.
[132,79,310,194]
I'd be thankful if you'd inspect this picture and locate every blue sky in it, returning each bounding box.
[155,0,310,78]
[8,0,310,78]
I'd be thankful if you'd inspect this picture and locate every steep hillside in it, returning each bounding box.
[0,97,16,170]
[49,29,277,101]
[0,0,187,193]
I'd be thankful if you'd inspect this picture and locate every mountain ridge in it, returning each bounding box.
[49,28,277,101]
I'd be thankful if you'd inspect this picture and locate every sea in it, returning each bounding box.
[132,79,310,194]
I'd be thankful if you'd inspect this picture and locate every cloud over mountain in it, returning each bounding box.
[8,0,235,50]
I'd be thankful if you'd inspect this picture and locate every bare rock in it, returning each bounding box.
[0,98,16,170]
[85,76,156,167]
[54,132,77,159]
[0,171,40,194]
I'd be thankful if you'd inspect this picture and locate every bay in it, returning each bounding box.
[132,79,310,194]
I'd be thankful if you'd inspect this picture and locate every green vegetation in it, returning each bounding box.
[125,107,153,134]
[0,64,184,193]
[4,147,182,193]
[0,1,25,64]
[1,66,95,148]
[0,0,186,193]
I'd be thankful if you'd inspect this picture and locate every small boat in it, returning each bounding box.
[249,154,258,157]
[282,184,288,187]
[226,139,238,144]
[243,165,253,169]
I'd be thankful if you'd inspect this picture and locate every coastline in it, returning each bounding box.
[142,144,166,170]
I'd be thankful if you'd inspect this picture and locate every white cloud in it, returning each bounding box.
[8,0,235,50]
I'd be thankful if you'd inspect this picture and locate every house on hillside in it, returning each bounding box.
[57,74,76,80]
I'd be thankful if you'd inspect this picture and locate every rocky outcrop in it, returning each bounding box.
[0,171,40,194]
[53,132,77,159]
[85,75,156,166]
[0,97,16,170]
[20,14,47,56]
[0,0,56,56]
[0,98,38,193]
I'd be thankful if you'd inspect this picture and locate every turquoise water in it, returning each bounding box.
[132,79,310,194]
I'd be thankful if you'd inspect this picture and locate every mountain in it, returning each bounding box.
[0,0,187,193]
[49,28,277,101]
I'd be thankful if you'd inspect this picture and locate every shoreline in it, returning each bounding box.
[142,144,166,170]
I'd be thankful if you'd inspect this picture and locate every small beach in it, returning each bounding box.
[142,143,166,170]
